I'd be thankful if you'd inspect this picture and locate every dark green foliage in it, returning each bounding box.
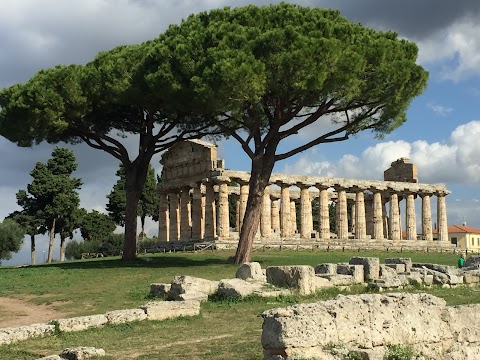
[0,219,25,262]
[107,163,159,238]
[80,210,116,241]
[16,147,82,262]
[148,3,428,262]
[65,233,124,260]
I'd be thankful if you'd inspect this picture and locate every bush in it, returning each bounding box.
[383,344,415,360]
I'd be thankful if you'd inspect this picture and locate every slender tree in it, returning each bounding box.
[0,44,219,260]
[0,219,25,263]
[150,4,428,263]
[7,210,43,265]
[16,147,82,262]
[107,164,159,240]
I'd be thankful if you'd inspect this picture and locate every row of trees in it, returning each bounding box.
[5,148,159,264]
[0,4,428,263]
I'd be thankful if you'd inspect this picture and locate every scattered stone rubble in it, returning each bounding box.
[3,256,480,358]
[36,347,106,360]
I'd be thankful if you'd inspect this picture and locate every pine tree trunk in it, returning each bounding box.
[48,219,56,263]
[234,154,275,264]
[59,234,66,262]
[141,216,146,241]
[31,234,36,265]
[122,162,148,260]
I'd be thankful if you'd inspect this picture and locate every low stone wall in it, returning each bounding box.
[0,300,200,346]
[261,293,480,360]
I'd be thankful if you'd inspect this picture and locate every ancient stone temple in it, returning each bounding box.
[157,140,451,249]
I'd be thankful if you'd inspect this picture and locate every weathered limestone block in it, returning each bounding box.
[217,278,266,297]
[384,263,406,273]
[314,276,331,289]
[464,255,480,268]
[317,274,356,286]
[349,257,379,281]
[166,275,218,302]
[464,271,480,284]
[261,293,460,360]
[52,315,108,333]
[314,263,337,275]
[59,347,106,360]
[405,272,423,286]
[423,274,434,286]
[368,275,409,290]
[140,300,200,321]
[266,266,316,295]
[385,258,412,272]
[235,262,265,281]
[105,309,147,324]
[413,263,460,276]
[379,264,397,279]
[150,283,171,298]
[0,323,55,345]
[336,264,364,284]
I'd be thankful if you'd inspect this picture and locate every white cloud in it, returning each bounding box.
[417,17,480,81]
[427,102,453,116]
[283,120,480,185]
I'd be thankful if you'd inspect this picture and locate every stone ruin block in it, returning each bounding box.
[317,274,357,286]
[464,272,480,284]
[235,262,265,281]
[52,315,108,333]
[368,275,409,290]
[379,264,397,279]
[166,275,218,302]
[385,263,406,273]
[314,263,337,275]
[217,278,266,298]
[336,264,364,284]
[261,292,480,360]
[464,255,480,268]
[385,257,412,272]
[59,347,106,360]
[150,283,171,298]
[140,300,200,321]
[348,257,379,281]
[266,266,316,295]
[0,323,55,345]
[105,309,147,324]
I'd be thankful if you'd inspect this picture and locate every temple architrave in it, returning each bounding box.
[157,140,451,249]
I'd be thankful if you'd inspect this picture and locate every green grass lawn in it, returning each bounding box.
[0,249,475,360]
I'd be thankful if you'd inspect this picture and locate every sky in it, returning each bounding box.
[1,0,480,265]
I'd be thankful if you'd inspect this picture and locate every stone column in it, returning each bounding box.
[349,199,356,234]
[271,198,280,233]
[204,183,216,240]
[169,191,179,241]
[405,193,417,241]
[300,186,313,239]
[191,184,204,240]
[388,193,401,241]
[260,186,272,238]
[317,186,330,240]
[437,192,448,242]
[354,189,366,240]
[372,191,384,240]
[421,193,433,241]
[239,183,249,231]
[290,201,297,235]
[217,182,230,239]
[336,188,348,240]
[235,196,240,232]
[180,186,191,241]
[382,199,389,240]
[158,192,169,242]
[365,197,374,237]
[280,184,291,238]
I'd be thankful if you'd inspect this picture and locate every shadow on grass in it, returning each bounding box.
[31,254,232,270]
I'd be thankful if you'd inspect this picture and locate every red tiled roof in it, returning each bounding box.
[448,224,480,234]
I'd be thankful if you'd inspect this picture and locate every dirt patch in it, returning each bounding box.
[0,297,68,328]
